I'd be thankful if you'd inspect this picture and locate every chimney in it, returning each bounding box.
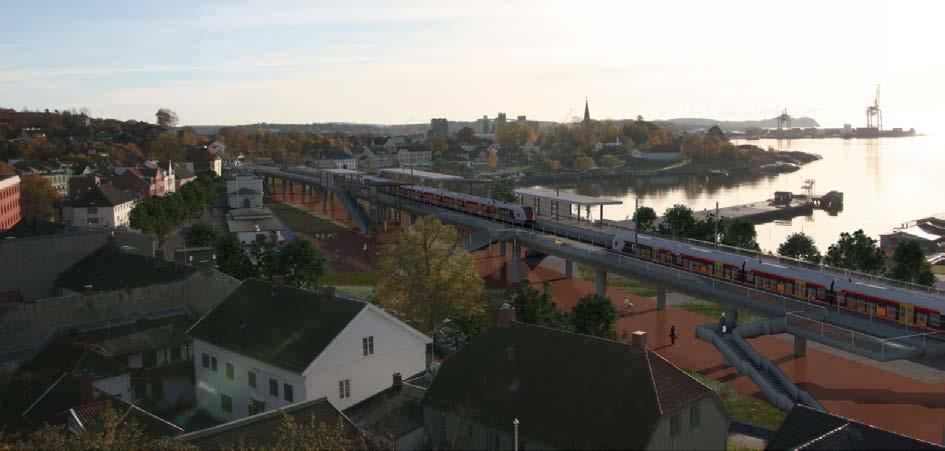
[272,275,285,286]
[497,303,516,328]
[392,372,402,389]
[78,374,95,403]
[631,330,647,350]
[322,286,336,298]
[506,346,516,363]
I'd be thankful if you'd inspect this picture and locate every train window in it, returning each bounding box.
[917,313,928,327]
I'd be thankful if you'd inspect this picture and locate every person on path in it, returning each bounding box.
[669,325,678,345]
[719,312,726,334]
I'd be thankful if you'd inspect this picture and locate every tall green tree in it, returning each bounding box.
[778,232,822,263]
[824,229,885,273]
[720,220,760,250]
[659,204,695,238]
[214,234,256,279]
[569,294,618,339]
[632,206,657,232]
[888,241,936,286]
[155,108,179,128]
[276,239,326,288]
[185,221,217,247]
[506,280,569,330]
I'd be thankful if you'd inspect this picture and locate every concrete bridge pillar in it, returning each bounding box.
[510,241,521,284]
[794,335,807,357]
[564,259,574,278]
[321,190,328,212]
[300,184,307,204]
[281,178,287,197]
[499,241,507,257]
[595,269,607,297]
[657,286,667,311]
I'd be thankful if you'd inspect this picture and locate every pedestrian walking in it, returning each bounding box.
[719,312,726,334]
[363,243,368,252]
[669,325,678,345]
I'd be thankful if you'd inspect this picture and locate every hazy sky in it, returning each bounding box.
[2,0,944,131]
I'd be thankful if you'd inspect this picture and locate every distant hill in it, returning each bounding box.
[663,116,820,131]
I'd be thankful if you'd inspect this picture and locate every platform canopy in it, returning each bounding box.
[379,168,465,182]
[321,168,363,175]
[361,175,407,187]
[513,187,623,206]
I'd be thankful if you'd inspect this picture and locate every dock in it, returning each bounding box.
[692,199,813,224]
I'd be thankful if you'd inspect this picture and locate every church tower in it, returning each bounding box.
[582,98,591,125]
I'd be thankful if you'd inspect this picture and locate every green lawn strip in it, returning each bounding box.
[265,201,349,233]
[684,369,786,431]
[334,285,376,299]
[677,299,763,324]
[576,263,658,297]
[932,265,945,275]
[322,270,382,287]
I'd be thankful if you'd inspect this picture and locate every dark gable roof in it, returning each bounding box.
[71,184,136,207]
[188,279,367,372]
[70,396,183,437]
[54,245,196,293]
[179,397,359,448]
[421,322,714,449]
[766,404,942,450]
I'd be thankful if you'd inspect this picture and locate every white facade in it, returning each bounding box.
[193,304,430,422]
[64,198,137,229]
[93,373,132,400]
[225,175,264,209]
[397,149,432,167]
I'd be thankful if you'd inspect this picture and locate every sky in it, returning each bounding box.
[2,0,944,131]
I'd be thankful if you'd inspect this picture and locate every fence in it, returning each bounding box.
[784,312,935,360]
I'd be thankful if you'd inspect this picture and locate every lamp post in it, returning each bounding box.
[513,418,520,451]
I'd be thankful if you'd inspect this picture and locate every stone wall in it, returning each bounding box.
[0,269,241,365]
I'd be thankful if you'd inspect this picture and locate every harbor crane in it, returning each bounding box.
[866,84,883,130]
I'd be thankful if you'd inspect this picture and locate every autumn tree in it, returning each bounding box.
[570,294,617,339]
[824,229,885,273]
[544,159,562,172]
[19,174,59,228]
[599,154,622,170]
[888,240,935,286]
[148,134,183,161]
[20,407,186,450]
[778,232,822,263]
[573,155,595,171]
[455,126,476,143]
[273,413,364,450]
[377,217,485,332]
[0,160,14,175]
[155,108,179,128]
[487,149,498,169]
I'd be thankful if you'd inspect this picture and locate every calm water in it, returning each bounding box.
[544,136,945,253]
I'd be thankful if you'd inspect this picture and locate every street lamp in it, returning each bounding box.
[513,418,520,451]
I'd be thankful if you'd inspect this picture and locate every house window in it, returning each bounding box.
[362,336,374,356]
[170,346,181,362]
[87,207,97,214]
[249,398,265,416]
[284,384,294,402]
[221,394,232,412]
[248,371,257,388]
[226,363,234,380]
[88,217,99,224]
[689,404,701,429]
[201,353,209,368]
[338,379,351,399]
[269,378,279,397]
[211,356,218,372]
[670,413,681,437]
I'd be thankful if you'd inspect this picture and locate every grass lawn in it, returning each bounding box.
[334,285,376,299]
[265,201,349,234]
[576,263,658,297]
[322,269,382,287]
[677,299,764,324]
[932,265,945,275]
[685,369,787,431]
